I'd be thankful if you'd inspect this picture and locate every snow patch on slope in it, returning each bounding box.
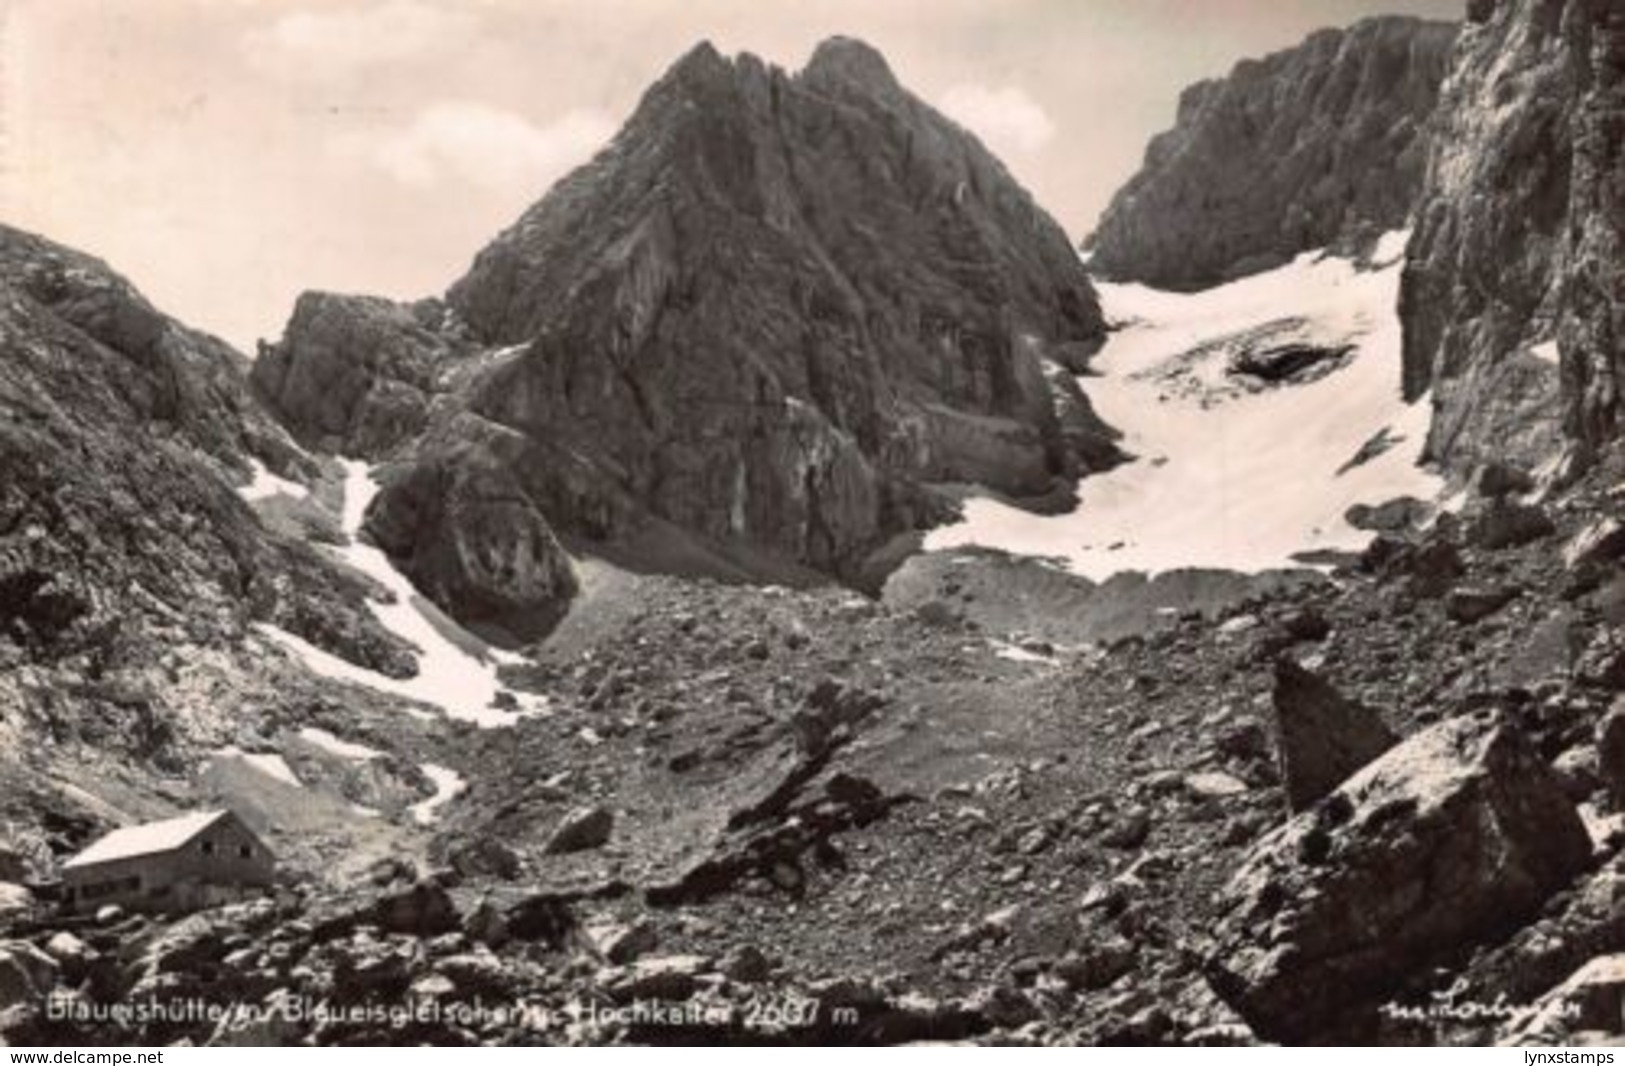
[258,460,547,728]
[926,239,1443,578]
[410,764,467,825]
[238,458,309,502]
[297,727,382,761]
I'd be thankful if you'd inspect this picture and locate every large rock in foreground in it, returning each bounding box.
[1087,16,1456,289]
[1271,660,1398,811]
[1206,710,1592,1041]
[1400,0,1624,473]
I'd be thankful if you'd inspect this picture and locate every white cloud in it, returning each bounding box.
[938,83,1057,156]
[244,1,477,79]
[340,102,616,192]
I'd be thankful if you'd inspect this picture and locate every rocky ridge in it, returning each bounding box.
[1399,0,1624,475]
[1087,16,1457,289]
[0,226,418,756]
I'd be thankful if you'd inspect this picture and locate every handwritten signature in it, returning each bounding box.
[1379,977,1579,1025]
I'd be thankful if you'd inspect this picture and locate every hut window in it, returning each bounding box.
[201,841,215,856]
[238,844,252,859]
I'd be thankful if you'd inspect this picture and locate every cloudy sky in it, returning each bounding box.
[0,0,1460,351]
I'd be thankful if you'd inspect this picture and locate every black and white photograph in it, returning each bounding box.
[0,0,1619,1049]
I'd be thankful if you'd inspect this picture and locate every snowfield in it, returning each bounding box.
[926,236,1444,578]
[257,460,547,728]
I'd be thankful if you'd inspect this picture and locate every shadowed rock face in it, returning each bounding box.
[1271,660,1398,811]
[1087,17,1457,290]
[0,225,414,746]
[269,37,1123,635]
[1400,0,1623,474]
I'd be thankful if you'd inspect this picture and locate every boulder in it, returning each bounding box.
[366,452,580,642]
[1361,536,1464,599]
[582,917,659,965]
[1596,701,1625,807]
[1567,519,1625,573]
[0,847,27,883]
[371,879,460,938]
[1444,585,1520,624]
[1185,772,1249,799]
[1056,939,1138,992]
[446,836,524,881]
[1206,711,1593,1041]
[0,883,31,922]
[1347,497,1434,534]
[311,879,460,940]
[1579,632,1625,690]
[1474,462,1536,500]
[601,954,712,1002]
[543,805,615,855]
[1493,606,1583,690]
[720,944,773,983]
[1553,746,1604,804]
[1271,660,1399,811]
[496,892,577,947]
[0,941,57,1010]
[432,948,514,997]
[1469,501,1556,550]
[42,932,89,965]
[1502,954,1625,1045]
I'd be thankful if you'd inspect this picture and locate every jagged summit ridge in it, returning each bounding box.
[1086,15,1457,290]
[260,35,1122,637]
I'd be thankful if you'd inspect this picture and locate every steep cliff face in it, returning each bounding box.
[267,37,1123,635]
[0,225,412,754]
[1400,0,1623,474]
[1088,17,1457,290]
[251,293,477,459]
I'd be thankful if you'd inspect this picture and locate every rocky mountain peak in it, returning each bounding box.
[800,35,905,100]
[259,36,1120,638]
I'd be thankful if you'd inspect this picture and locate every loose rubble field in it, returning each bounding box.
[6,451,1625,1046]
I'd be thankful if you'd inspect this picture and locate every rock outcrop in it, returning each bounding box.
[1207,710,1592,1041]
[1400,0,1624,473]
[1087,17,1457,289]
[0,224,413,755]
[251,293,475,458]
[1271,660,1398,811]
[262,37,1124,634]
